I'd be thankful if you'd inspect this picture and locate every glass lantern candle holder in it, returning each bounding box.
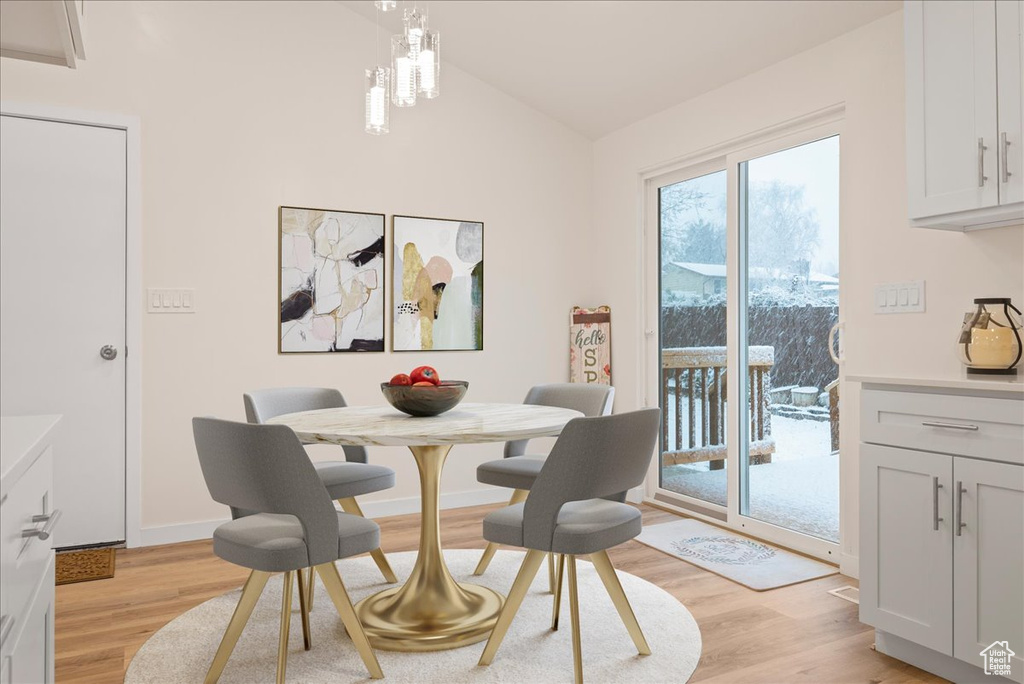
[956,297,1023,375]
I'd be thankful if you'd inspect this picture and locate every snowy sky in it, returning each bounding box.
[661,135,840,276]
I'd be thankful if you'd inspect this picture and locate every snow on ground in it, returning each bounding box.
[660,413,838,542]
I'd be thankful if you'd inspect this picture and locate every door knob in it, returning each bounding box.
[100,345,118,360]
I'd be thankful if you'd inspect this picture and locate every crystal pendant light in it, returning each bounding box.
[365,66,390,135]
[374,0,396,10]
[403,6,427,72]
[391,34,417,107]
[364,3,390,135]
[418,29,440,98]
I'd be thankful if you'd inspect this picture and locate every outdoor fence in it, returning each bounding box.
[660,304,839,391]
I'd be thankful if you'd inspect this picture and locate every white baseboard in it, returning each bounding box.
[839,552,859,579]
[139,518,228,547]
[137,487,511,548]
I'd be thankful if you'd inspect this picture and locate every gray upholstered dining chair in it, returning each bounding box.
[244,388,398,590]
[477,408,661,684]
[192,417,383,684]
[473,383,615,590]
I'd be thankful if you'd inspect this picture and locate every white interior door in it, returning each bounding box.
[0,114,127,549]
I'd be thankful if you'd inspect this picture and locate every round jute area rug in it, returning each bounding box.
[125,549,701,684]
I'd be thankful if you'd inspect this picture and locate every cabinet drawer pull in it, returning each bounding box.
[921,421,979,431]
[0,614,12,647]
[956,481,967,536]
[22,508,62,540]
[932,476,943,531]
[978,138,988,187]
[1001,132,1012,183]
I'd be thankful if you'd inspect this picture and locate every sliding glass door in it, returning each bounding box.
[651,124,842,558]
[657,167,728,509]
[738,136,840,544]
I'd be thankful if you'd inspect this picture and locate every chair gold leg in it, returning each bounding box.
[205,570,271,684]
[567,555,584,684]
[478,548,546,666]
[548,552,556,593]
[551,553,565,630]
[307,566,314,611]
[472,542,500,576]
[473,489,529,576]
[338,498,398,583]
[296,569,311,651]
[315,562,384,679]
[277,571,293,684]
[590,549,651,655]
[368,548,398,584]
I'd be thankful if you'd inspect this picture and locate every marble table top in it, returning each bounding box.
[267,402,584,447]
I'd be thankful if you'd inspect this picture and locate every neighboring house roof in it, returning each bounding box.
[669,262,839,284]
[669,262,727,278]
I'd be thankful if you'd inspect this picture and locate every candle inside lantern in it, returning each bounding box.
[969,327,1018,368]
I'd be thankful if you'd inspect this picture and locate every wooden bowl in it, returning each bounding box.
[380,380,468,417]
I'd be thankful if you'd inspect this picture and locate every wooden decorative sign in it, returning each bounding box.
[569,306,611,385]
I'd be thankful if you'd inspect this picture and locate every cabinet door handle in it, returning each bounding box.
[0,614,12,647]
[1001,132,1012,183]
[956,481,967,536]
[932,477,944,531]
[978,138,989,187]
[921,421,979,431]
[22,508,62,540]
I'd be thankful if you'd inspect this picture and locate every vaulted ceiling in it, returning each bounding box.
[340,1,900,139]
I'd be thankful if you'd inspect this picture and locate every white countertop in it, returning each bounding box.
[848,373,1024,395]
[1,415,61,499]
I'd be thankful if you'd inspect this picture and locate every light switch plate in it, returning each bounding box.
[148,288,196,313]
[874,280,925,314]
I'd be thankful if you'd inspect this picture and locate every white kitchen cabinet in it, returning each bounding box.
[860,444,953,653]
[1,416,61,684]
[859,380,1024,683]
[905,0,1024,229]
[997,0,1024,207]
[0,0,86,69]
[6,557,55,684]
[953,457,1024,678]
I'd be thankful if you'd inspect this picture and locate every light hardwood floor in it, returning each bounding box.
[55,503,946,683]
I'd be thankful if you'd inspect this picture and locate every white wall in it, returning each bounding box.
[0,1,594,541]
[591,10,1023,575]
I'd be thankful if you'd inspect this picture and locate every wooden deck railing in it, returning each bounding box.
[661,346,776,469]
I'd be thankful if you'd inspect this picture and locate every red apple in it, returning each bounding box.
[412,381,434,387]
[410,366,440,385]
[389,373,412,386]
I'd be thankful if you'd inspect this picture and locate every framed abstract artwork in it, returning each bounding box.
[392,215,483,351]
[279,206,385,353]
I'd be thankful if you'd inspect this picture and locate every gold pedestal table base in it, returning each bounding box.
[269,403,584,653]
[355,444,504,652]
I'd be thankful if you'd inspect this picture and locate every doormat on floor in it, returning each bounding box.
[56,547,116,585]
[636,518,837,591]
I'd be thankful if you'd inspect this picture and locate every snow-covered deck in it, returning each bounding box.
[660,415,839,543]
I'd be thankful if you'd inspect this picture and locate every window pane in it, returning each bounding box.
[741,135,840,542]
[659,169,728,507]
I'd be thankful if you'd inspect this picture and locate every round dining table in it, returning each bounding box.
[267,401,583,653]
